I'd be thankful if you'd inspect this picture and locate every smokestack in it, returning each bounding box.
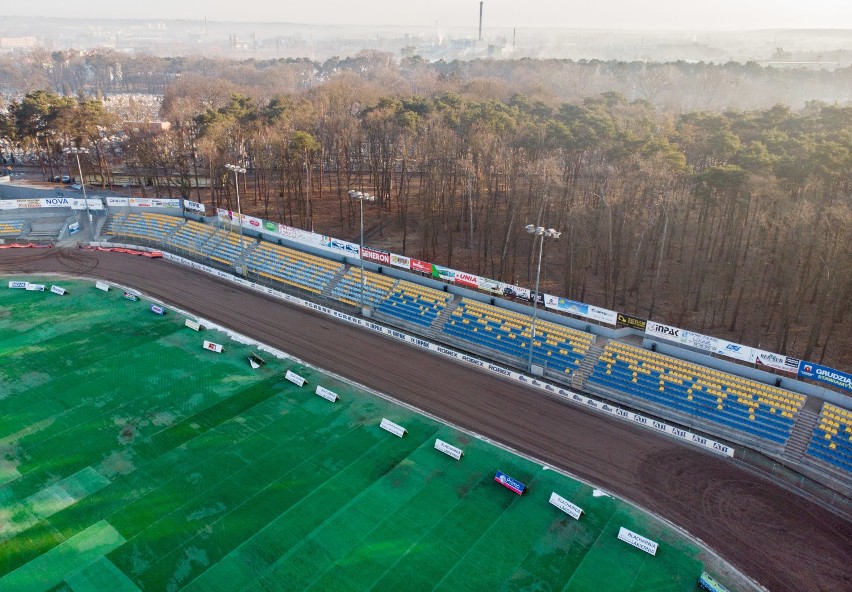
[479,2,483,41]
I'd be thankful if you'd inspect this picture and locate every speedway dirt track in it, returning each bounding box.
[2,248,850,592]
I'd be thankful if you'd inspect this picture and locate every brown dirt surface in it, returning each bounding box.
[2,247,851,592]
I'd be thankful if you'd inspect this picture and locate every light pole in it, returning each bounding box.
[64,147,92,240]
[524,224,561,374]
[225,164,246,248]
[348,189,376,311]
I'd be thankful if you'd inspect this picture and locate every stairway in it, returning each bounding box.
[571,342,605,391]
[321,267,352,301]
[782,408,820,463]
[426,299,460,340]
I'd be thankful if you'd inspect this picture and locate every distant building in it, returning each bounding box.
[123,121,171,135]
[0,37,38,50]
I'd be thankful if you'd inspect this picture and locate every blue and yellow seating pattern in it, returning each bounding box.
[806,403,852,473]
[441,298,593,376]
[587,341,804,444]
[0,220,25,236]
[244,241,343,294]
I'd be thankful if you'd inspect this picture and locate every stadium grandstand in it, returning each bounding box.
[586,341,804,449]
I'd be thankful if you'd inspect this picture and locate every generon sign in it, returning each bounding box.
[362,247,390,265]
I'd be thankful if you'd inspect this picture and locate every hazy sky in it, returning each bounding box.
[16,0,852,30]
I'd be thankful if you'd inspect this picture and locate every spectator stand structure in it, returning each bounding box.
[806,403,852,478]
[586,341,805,453]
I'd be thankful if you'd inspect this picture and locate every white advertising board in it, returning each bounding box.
[617,527,658,556]
[8,280,27,289]
[95,281,110,292]
[379,418,406,437]
[185,319,201,331]
[549,492,583,519]
[25,283,45,291]
[315,385,339,402]
[184,199,206,213]
[50,285,67,295]
[434,438,464,460]
[285,370,306,386]
[203,340,223,353]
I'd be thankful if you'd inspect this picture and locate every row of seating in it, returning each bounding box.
[166,220,218,255]
[806,403,852,473]
[204,230,248,266]
[439,298,592,376]
[245,241,343,294]
[373,280,452,328]
[329,267,396,307]
[587,342,803,445]
[104,212,184,242]
[0,219,25,236]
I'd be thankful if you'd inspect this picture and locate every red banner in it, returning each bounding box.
[411,259,432,274]
[455,272,479,289]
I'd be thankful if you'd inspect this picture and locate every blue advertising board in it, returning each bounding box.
[798,362,852,392]
[494,471,525,495]
[150,304,165,316]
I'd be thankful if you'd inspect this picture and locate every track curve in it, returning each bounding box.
[2,248,850,592]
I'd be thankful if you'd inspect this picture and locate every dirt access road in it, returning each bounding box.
[2,248,850,592]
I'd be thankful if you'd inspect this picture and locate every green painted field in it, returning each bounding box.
[0,277,706,591]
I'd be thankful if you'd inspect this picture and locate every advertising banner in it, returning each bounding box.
[543,296,617,325]
[798,362,852,392]
[0,200,17,210]
[315,385,339,402]
[95,281,110,291]
[434,439,463,460]
[390,254,410,269]
[411,259,432,274]
[263,220,278,233]
[645,321,756,363]
[8,280,27,289]
[325,236,360,255]
[617,313,647,331]
[150,304,165,315]
[754,350,800,374]
[106,197,129,207]
[617,527,658,556]
[68,221,80,234]
[432,265,455,282]
[588,305,618,325]
[71,198,104,211]
[454,272,480,289]
[362,247,391,265]
[549,492,583,519]
[546,296,588,317]
[25,283,45,291]
[203,340,223,353]
[494,471,525,495]
[379,418,406,437]
[50,285,67,295]
[184,200,206,214]
[285,369,306,386]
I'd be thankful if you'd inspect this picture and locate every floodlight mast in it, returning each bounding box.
[524,224,561,373]
[349,190,376,311]
[64,147,91,240]
[225,164,247,248]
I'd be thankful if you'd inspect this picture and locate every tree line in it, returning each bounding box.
[1,61,850,371]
